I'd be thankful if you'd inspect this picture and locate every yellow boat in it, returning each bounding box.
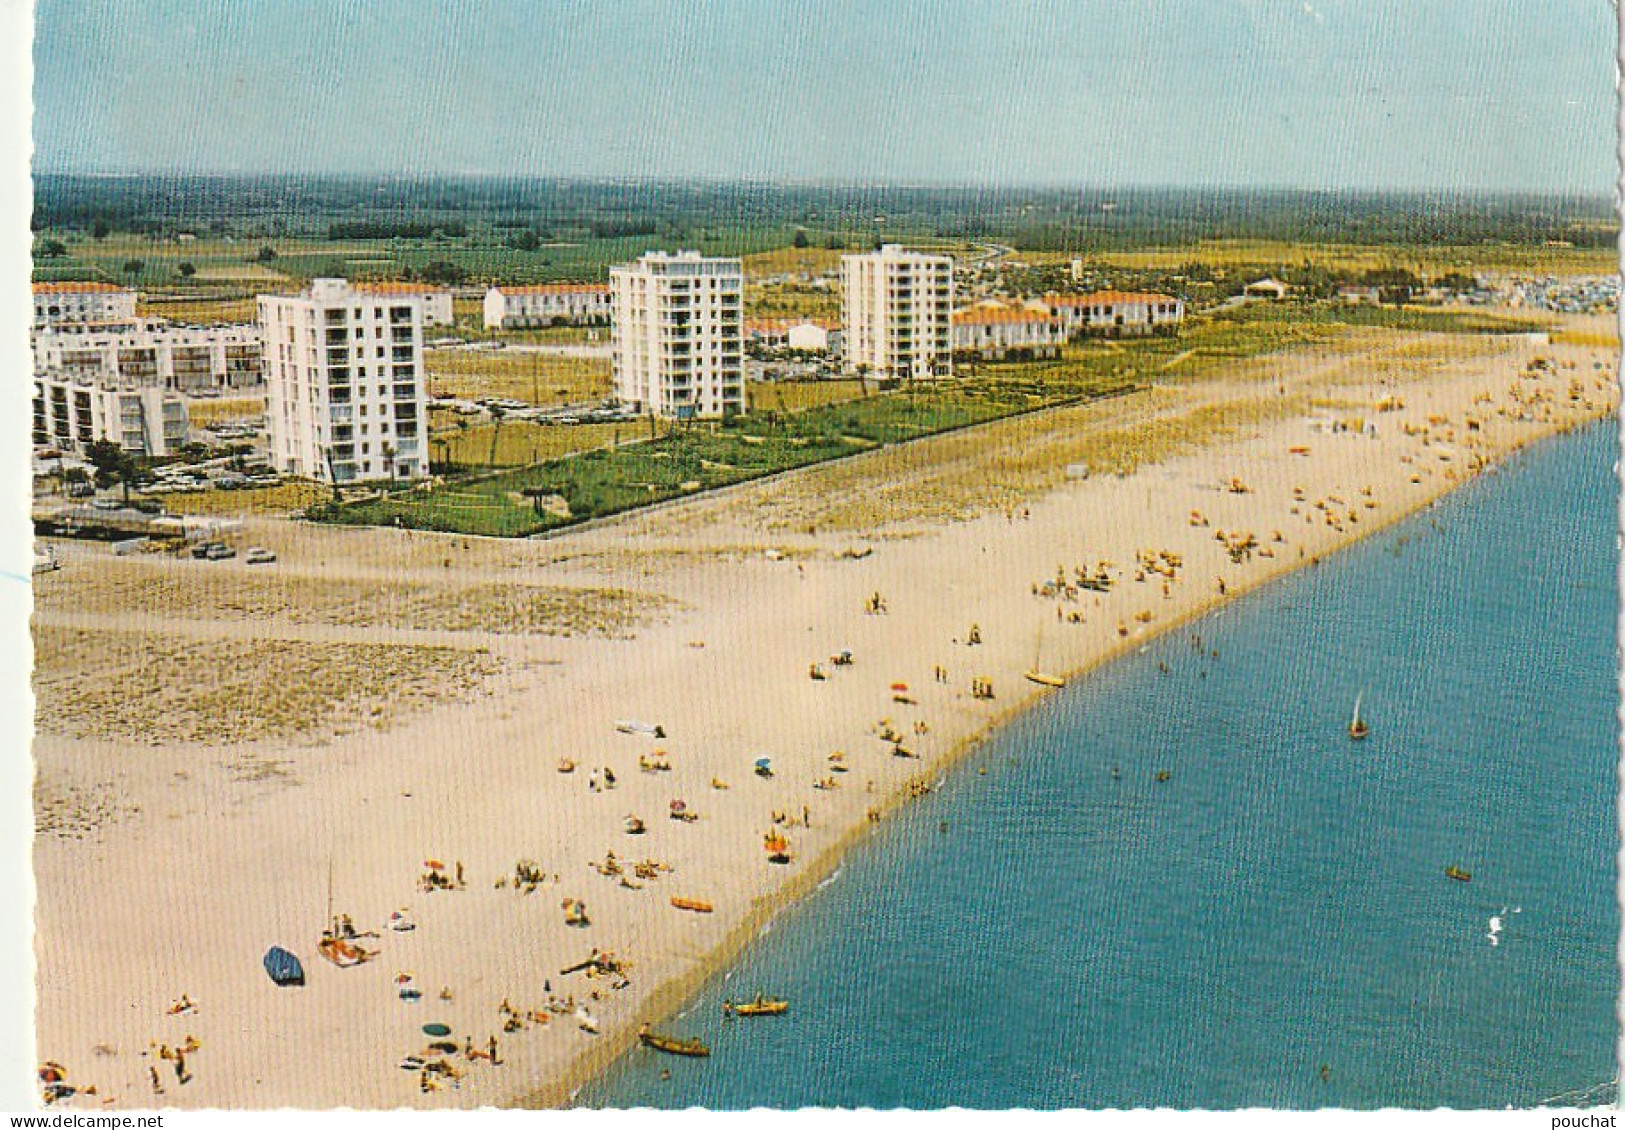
[1025,670,1065,688]
[725,994,789,1017]
[670,897,714,913]
[638,1026,710,1057]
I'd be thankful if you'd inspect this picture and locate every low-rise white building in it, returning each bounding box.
[1044,291,1185,337]
[483,284,612,329]
[745,318,841,353]
[611,251,744,419]
[33,281,139,327]
[33,319,264,395]
[951,304,1065,358]
[1337,285,1383,305]
[33,376,188,457]
[1243,278,1289,300]
[259,278,430,482]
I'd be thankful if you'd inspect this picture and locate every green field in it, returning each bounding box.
[426,418,624,470]
[312,346,1161,536]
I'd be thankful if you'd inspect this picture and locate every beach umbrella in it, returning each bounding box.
[669,799,687,812]
[754,758,772,770]
[890,682,909,692]
[422,1023,451,1038]
[423,859,445,871]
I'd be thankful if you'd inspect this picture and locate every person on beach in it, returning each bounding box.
[489,1036,500,1065]
[149,1066,163,1096]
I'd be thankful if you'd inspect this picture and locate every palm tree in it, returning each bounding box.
[381,441,397,482]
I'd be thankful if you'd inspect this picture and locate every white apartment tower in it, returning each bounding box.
[841,245,955,380]
[610,251,744,419]
[258,279,430,483]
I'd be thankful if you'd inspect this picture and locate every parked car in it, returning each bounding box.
[245,547,277,565]
[193,541,236,561]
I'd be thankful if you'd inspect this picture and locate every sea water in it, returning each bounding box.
[583,420,1620,1109]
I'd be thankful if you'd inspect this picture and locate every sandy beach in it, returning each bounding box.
[30,313,1617,1108]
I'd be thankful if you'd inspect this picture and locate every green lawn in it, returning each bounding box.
[313,348,1143,537]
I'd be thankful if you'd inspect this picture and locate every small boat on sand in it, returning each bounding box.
[1445,865,1472,883]
[616,720,666,739]
[724,995,788,1017]
[318,936,374,968]
[670,897,714,913]
[639,1026,709,1057]
[1025,625,1065,687]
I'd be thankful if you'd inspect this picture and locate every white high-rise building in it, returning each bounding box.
[610,251,744,418]
[841,245,954,380]
[258,279,429,483]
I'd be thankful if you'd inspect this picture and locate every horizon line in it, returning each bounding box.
[28,168,1617,203]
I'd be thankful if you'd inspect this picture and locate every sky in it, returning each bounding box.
[28,0,1624,194]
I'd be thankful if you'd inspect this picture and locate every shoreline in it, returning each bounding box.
[528,407,1618,1109]
[30,319,1618,1111]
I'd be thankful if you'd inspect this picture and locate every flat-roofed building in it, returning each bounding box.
[355,282,454,326]
[841,245,954,380]
[258,278,430,482]
[32,319,264,395]
[33,282,138,327]
[483,284,612,329]
[610,252,744,419]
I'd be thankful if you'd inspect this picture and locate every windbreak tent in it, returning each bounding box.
[263,946,305,987]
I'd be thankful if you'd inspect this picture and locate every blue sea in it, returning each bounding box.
[583,420,1621,1110]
